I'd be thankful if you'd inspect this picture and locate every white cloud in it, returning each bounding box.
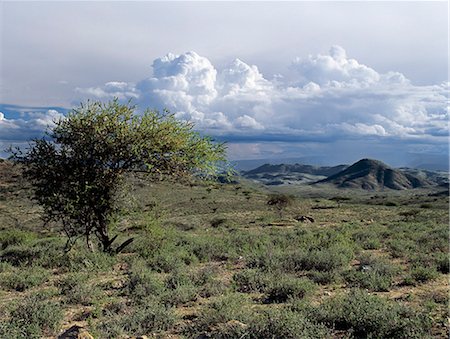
[234,115,264,130]
[76,81,139,100]
[69,46,448,145]
[290,45,380,86]
[0,109,64,141]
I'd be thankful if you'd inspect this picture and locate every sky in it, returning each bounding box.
[0,1,448,168]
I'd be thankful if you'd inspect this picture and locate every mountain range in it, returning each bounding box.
[241,158,448,190]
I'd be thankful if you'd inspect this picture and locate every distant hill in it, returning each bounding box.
[317,159,431,190]
[244,163,347,176]
[241,163,347,185]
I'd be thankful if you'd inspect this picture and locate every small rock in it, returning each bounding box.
[58,325,94,339]
[295,215,315,223]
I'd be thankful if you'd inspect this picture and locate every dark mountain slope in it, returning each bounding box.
[243,163,347,177]
[318,159,431,190]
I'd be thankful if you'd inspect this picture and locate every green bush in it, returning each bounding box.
[66,249,117,272]
[310,289,431,338]
[59,273,100,305]
[0,293,63,338]
[0,237,66,268]
[0,230,36,250]
[407,266,439,284]
[0,265,50,291]
[435,253,449,274]
[265,277,315,303]
[233,269,272,293]
[344,257,398,292]
[352,229,382,250]
[126,259,165,301]
[282,247,353,273]
[307,270,340,285]
[248,308,331,339]
[193,293,253,336]
[162,270,198,306]
[96,296,176,337]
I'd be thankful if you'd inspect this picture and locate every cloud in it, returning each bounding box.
[73,46,446,149]
[0,109,64,141]
[3,46,446,162]
[76,81,139,100]
[290,45,380,85]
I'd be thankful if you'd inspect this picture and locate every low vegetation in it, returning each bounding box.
[0,156,448,337]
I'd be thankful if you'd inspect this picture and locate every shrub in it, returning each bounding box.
[233,269,272,293]
[162,270,198,306]
[248,308,331,338]
[344,257,398,292]
[307,270,340,285]
[407,266,439,284]
[0,237,66,268]
[420,203,432,209]
[66,249,117,272]
[0,265,50,291]
[126,259,165,301]
[194,293,253,336]
[0,293,63,338]
[310,289,431,338]
[59,273,100,305]
[435,253,449,274]
[267,194,295,218]
[0,230,36,250]
[282,247,353,273]
[265,277,315,303]
[352,229,382,250]
[96,296,176,337]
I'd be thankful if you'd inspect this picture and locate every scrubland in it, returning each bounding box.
[0,171,448,338]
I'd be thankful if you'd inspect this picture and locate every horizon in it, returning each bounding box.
[1,2,448,166]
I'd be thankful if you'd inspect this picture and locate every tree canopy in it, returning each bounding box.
[12,99,226,253]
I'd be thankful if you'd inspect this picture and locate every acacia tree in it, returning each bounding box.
[267,193,294,218]
[12,99,226,253]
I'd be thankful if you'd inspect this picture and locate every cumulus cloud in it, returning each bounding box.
[59,46,450,147]
[0,109,64,141]
[76,47,444,146]
[76,81,139,100]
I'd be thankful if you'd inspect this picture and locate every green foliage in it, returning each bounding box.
[265,277,315,303]
[310,290,431,338]
[59,273,100,305]
[233,269,272,293]
[0,230,36,250]
[343,254,399,292]
[267,193,295,217]
[0,293,63,338]
[0,237,65,268]
[0,265,50,291]
[126,258,165,301]
[435,252,449,274]
[163,269,198,305]
[248,308,331,339]
[12,99,226,252]
[65,248,117,272]
[194,293,253,335]
[307,270,340,285]
[408,266,439,284]
[282,246,353,273]
[96,296,176,337]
